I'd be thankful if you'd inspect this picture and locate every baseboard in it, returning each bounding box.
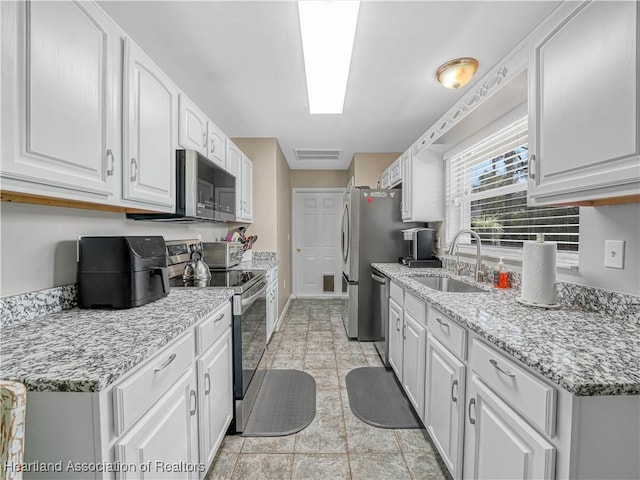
[275,295,292,332]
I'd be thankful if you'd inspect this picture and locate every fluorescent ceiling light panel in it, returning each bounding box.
[298,1,360,114]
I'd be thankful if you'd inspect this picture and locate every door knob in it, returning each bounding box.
[296,248,302,253]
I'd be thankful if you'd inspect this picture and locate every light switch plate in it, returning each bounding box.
[604,240,625,269]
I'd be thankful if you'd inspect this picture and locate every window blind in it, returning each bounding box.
[445,116,579,254]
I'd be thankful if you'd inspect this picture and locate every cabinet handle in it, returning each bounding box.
[211,139,215,153]
[214,313,225,323]
[130,158,138,182]
[451,379,459,403]
[154,353,176,372]
[489,358,516,378]
[396,317,400,332]
[468,398,476,424]
[189,389,197,416]
[106,149,114,176]
[402,322,406,340]
[204,373,211,395]
[202,132,207,149]
[529,154,536,180]
[436,317,450,329]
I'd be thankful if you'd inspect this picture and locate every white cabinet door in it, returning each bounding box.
[1,1,117,197]
[122,38,176,209]
[197,329,233,477]
[239,154,253,222]
[528,1,640,205]
[401,152,412,220]
[115,368,200,480]
[388,298,404,380]
[226,141,243,220]
[389,158,402,186]
[380,168,391,189]
[401,311,426,418]
[178,94,208,155]
[425,336,465,479]
[207,121,226,169]
[463,374,556,480]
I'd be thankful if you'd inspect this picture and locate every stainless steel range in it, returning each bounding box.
[166,239,267,433]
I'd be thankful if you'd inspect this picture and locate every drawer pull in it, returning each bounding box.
[490,358,516,378]
[154,353,177,373]
[436,317,450,329]
[204,373,211,395]
[189,389,197,416]
[468,398,476,424]
[396,318,400,331]
[451,379,459,403]
[214,313,225,323]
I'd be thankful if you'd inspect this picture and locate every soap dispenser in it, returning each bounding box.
[494,258,509,289]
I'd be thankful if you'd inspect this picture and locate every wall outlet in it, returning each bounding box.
[604,240,625,269]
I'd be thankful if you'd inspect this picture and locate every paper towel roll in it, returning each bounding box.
[521,238,557,305]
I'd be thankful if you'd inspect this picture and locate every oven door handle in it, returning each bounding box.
[241,281,267,307]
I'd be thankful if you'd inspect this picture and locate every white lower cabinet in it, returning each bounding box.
[266,267,279,342]
[425,336,465,479]
[196,329,233,477]
[388,297,404,379]
[115,368,200,480]
[463,373,555,480]
[401,310,426,418]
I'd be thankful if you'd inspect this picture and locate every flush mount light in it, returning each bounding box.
[436,58,479,90]
[298,1,360,114]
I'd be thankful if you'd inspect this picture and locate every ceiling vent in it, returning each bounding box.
[293,148,342,162]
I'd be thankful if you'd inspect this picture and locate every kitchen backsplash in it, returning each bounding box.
[441,258,638,324]
[1,284,77,328]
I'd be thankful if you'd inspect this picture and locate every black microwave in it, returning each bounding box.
[128,150,236,223]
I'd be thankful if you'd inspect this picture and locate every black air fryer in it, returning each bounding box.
[78,236,169,309]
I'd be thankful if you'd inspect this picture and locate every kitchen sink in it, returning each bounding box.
[410,276,487,293]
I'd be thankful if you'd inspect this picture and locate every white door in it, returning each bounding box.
[1,1,117,196]
[122,38,176,209]
[197,329,233,476]
[178,94,208,155]
[401,312,426,418]
[426,336,465,479]
[294,190,344,297]
[464,374,556,480]
[388,298,404,380]
[115,368,199,480]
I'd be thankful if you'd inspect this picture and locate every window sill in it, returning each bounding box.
[444,244,579,271]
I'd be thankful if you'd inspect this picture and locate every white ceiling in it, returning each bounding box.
[99,1,559,170]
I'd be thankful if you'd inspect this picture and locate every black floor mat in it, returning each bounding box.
[242,369,316,436]
[345,367,422,429]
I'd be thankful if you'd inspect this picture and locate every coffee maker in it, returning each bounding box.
[400,228,442,268]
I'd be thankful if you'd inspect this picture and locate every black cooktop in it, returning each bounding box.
[170,269,263,290]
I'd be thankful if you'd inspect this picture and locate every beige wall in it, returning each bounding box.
[232,137,292,317]
[350,152,399,188]
[232,138,278,252]
[276,143,291,315]
[290,170,350,188]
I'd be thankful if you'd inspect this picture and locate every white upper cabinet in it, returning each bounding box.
[389,158,402,187]
[402,145,444,222]
[240,154,254,222]
[178,94,208,156]
[207,121,227,169]
[1,1,118,198]
[226,140,243,220]
[122,38,176,210]
[528,1,640,205]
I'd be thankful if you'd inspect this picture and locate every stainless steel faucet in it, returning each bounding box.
[447,229,485,282]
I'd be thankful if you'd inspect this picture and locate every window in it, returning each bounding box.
[445,116,579,263]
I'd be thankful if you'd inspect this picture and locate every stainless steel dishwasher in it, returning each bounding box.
[371,267,390,367]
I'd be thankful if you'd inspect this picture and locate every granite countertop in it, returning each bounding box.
[0,289,234,393]
[372,263,640,396]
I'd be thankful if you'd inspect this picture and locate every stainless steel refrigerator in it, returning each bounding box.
[341,187,421,340]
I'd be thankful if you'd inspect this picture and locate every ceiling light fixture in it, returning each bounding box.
[436,58,479,90]
[298,1,360,114]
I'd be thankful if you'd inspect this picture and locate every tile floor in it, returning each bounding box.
[205,298,449,480]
